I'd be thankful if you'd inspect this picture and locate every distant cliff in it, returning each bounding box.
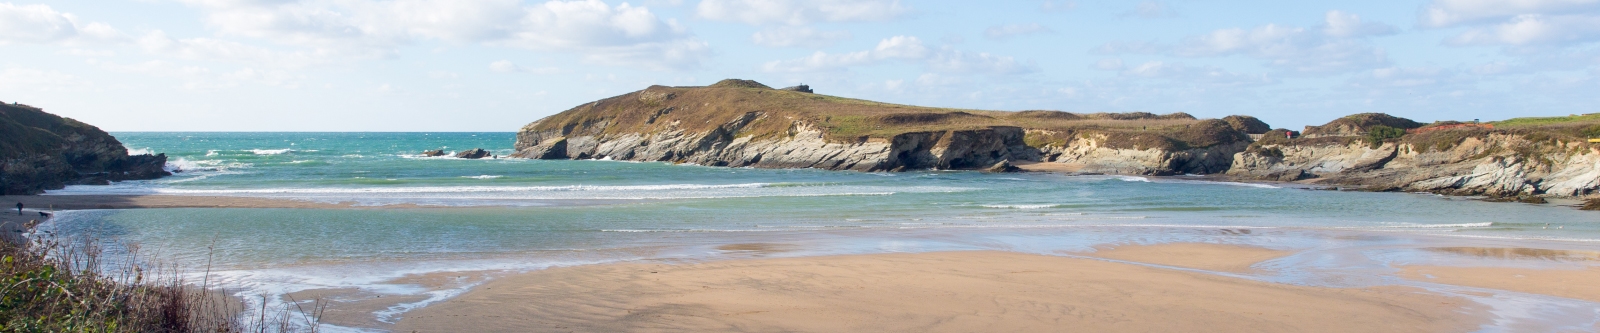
[1,102,169,195]
[1228,113,1600,198]
[513,79,1260,175]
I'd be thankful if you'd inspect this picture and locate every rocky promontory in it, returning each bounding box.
[1229,113,1600,199]
[513,79,1600,202]
[513,79,1261,175]
[1,102,170,195]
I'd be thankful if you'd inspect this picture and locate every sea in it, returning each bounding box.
[33,132,1600,331]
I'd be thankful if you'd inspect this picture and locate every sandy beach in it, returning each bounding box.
[394,245,1487,333]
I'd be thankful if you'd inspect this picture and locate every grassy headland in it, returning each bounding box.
[526,79,1265,151]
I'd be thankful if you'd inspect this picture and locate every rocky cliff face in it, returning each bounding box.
[513,80,1254,175]
[516,116,1040,171]
[1,102,170,195]
[1229,130,1600,197]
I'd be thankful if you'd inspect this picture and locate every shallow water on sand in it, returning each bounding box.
[33,132,1600,331]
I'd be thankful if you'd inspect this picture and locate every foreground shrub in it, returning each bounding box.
[1,232,324,332]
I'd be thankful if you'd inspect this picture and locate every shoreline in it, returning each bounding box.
[1010,162,1597,210]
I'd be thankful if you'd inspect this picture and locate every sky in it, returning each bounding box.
[2,0,1599,131]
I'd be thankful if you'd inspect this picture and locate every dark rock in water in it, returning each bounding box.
[779,84,813,93]
[984,160,1021,173]
[1,102,170,195]
[455,148,490,159]
[1581,198,1599,210]
[1485,195,1548,204]
[421,149,446,157]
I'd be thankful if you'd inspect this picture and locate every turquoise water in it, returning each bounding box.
[34,132,1600,331]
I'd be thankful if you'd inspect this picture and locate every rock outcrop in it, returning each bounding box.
[512,80,1254,175]
[1,102,170,195]
[421,149,446,157]
[779,85,813,93]
[455,148,490,159]
[1229,115,1600,198]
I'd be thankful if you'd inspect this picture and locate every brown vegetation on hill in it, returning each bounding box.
[1303,113,1424,137]
[1,102,170,194]
[524,79,1251,151]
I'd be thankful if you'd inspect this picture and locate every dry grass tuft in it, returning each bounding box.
[1,230,326,332]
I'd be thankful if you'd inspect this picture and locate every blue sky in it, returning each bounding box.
[3,0,1598,131]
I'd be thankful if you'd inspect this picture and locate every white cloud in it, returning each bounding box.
[1097,12,1393,74]
[0,3,126,45]
[1120,61,1273,85]
[1419,0,1600,48]
[914,73,961,87]
[983,23,1053,40]
[1094,58,1125,70]
[752,27,851,47]
[0,67,86,91]
[1420,0,1600,27]
[763,36,1036,75]
[926,50,1037,75]
[1446,14,1600,45]
[763,36,926,72]
[427,70,459,79]
[91,59,306,90]
[1322,10,1396,38]
[1091,41,1165,54]
[873,35,931,59]
[137,30,371,68]
[175,0,709,69]
[696,0,907,26]
[1039,0,1076,12]
[1122,1,1177,19]
[1348,67,1463,89]
[489,60,562,74]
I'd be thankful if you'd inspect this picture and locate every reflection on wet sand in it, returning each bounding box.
[716,243,796,255]
[1426,247,1600,261]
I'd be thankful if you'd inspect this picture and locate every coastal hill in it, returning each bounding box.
[1231,113,1600,198]
[515,79,1600,201]
[1,101,169,194]
[513,79,1266,175]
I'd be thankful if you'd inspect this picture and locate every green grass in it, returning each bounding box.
[1492,113,1600,127]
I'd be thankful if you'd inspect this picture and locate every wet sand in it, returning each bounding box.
[1087,242,1291,273]
[1397,247,1600,303]
[0,209,45,244]
[395,250,1484,333]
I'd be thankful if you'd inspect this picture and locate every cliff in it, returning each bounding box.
[513,79,1258,175]
[1,102,170,195]
[1228,114,1600,198]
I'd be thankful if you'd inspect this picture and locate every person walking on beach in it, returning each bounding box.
[14,202,21,215]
